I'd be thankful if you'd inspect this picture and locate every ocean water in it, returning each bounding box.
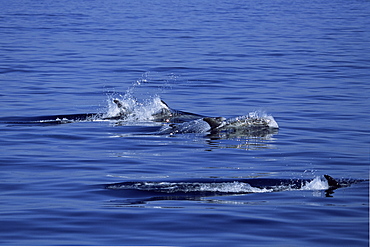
[0,0,369,246]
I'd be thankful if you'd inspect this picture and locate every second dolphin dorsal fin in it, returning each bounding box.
[324,175,341,189]
[203,117,225,130]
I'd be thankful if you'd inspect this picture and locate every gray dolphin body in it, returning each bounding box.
[204,114,279,130]
[159,113,279,135]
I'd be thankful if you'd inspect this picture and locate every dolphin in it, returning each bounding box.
[105,175,352,200]
[159,114,279,135]
[1,98,203,125]
[104,175,366,205]
[204,114,279,131]
[110,98,204,123]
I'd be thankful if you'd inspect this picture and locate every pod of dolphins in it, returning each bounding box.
[1,98,279,136]
[1,98,365,200]
[110,98,279,135]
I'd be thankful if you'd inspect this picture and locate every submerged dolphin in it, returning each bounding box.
[105,175,353,201]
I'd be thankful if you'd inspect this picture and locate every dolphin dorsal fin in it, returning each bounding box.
[203,117,225,130]
[324,175,341,189]
[160,100,170,109]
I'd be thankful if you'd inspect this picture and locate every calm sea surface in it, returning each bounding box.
[0,0,369,246]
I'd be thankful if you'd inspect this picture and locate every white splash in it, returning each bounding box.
[112,181,273,194]
[103,94,167,122]
[197,182,272,193]
[224,111,279,129]
[300,176,329,191]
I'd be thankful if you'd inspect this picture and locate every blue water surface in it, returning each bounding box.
[0,0,369,246]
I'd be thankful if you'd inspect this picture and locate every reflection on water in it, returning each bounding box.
[204,136,277,151]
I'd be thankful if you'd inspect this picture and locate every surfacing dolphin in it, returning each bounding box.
[105,175,358,203]
[158,113,279,135]
[110,98,203,123]
[1,98,202,125]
